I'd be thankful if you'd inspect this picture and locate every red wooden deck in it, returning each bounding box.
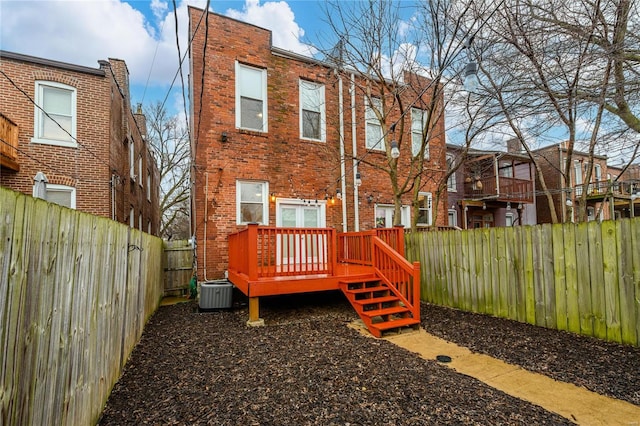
[228,224,421,336]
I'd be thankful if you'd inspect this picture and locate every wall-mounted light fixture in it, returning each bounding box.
[367,194,374,204]
[518,203,523,210]
[355,172,362,186]
[336,188,342,200]
[221,132,228,143]
[482,202,487,210]
[270,193,276,202]
[506,202,511,210]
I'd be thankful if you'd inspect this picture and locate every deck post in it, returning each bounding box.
[394,225,406,256]
[247,223,259,281]
[247,297,264,327]
[330,228,338,273]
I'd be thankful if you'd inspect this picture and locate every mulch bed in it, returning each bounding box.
[98,291,639,425]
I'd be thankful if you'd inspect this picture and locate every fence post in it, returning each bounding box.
[412,261,421,321]
[394,225,405,256]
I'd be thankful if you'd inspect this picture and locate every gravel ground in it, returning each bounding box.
[98,291,639,425]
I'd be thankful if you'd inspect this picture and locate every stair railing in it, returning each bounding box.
[371,236,421,321]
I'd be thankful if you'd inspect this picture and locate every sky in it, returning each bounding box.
[0,0,328,117]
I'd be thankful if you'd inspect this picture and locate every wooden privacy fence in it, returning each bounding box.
[406,218,640,347]
[163,240,194,295]
[0,187,164,426]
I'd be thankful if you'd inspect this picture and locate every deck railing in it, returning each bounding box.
[337,227,405,265]
[575,179,640,198]
[0,113,19,171]
[465,176,534,203]
[228,224,337,279]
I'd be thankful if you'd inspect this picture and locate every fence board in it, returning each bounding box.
[617,220,637,345]
[575,222,594,337]
[407,217,640,347]
[0,187,164,425]
[602,220,622,343]
[563,223,580,334]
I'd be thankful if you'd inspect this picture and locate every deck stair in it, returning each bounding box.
[339,277,420,338]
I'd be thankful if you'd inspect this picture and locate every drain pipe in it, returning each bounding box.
[203,171,209,281]
[338,71,348,232]
[350,73,360,231]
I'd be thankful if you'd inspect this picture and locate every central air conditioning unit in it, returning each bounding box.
[199,280,233,310]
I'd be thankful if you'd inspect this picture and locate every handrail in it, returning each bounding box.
[337,227,404,264]
[372,236,421,321]
[0,113,19,170]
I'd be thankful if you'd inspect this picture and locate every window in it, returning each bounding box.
[299,80,325,141]
[138,155,143,187]
[365,97,383,150]
[574,160,583,196]
[146,172,151,201]
[129,207,135,228]
[237,180,268,225]
[129,142,135,179]
[139,213,143,231]
[39,184,76,209]
[505,213,514,227]
[499,161,513,178]
[236,63,267,131]
[417,192,432,226]
[32,81,77,147]
[446,155,457,192]
[147,220,152,235]
[411,108,429,158]
[375,204,410,228]
[448,209,457,227]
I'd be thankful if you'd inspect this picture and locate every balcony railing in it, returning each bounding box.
[575,180,640,198]
[464,176,534,203]
[0,113,19,171]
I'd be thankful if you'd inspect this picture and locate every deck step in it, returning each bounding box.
[371,317,420,332]
[344,285,389,294]
[353,295,398,306]
[360,306,411,318]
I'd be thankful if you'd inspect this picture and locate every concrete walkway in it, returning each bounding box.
[349,322,640,426]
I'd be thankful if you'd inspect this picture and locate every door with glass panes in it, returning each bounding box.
[276,200,326,266]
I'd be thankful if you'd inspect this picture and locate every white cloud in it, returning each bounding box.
[151,0,169,21]
[224,0,316,56]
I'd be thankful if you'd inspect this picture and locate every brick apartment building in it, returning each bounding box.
[0,51,160,235]
[533,141,611,223]
[188,7,447,280]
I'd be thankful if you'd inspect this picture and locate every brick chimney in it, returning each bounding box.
[506,138,522,153]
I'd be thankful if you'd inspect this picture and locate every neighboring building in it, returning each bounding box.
[532,141,627,223]
[0,51,160,235]
[606,163,640,219]
[188,8,447,280]
[446,140,536,229]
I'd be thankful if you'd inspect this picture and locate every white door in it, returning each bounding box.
[276,200,326,266]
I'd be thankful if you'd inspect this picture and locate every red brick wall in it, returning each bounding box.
[1,54,160,235]
[189,7,447,279]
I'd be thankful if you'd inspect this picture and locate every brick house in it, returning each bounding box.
[0,51,160,235]
[446,140,536,229]
[533,141,614,223]
[188,8,447,281]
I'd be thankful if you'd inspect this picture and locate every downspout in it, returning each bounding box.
[338,71,348,232]
[350,73,359,231]
[559,145,566,223]
[494,155,500,197]
[203,171,209,281]
[111,173,116,221]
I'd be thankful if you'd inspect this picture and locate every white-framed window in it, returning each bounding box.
[32,81,77,147]
[374,204,410,228]
[236,62,268,132]
[139,213,143,231]
[129,207,135,228]
[147,220,152,235]
[299,80,325,141]
[237,180,269,225]
[411,108,429,159]
[417,192,432,226]
[40,184,76,209]
[448,209,457,227]
[505,213,515,227]
[146,172,151,201]
[129,141,135,180]
[446,155,456,192]
[138,155,143,187]
[499,161,513,178]
[365,97,383,151]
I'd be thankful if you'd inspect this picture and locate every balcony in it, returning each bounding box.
[0,113,19,171]
[464,175,534,203]
[575,179,640,200]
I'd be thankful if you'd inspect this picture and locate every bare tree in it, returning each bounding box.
[320,0,489,228]
[145,102,191,239]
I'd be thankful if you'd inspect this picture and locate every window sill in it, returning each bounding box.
[31,137,77,148]
[238,128,268,137]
